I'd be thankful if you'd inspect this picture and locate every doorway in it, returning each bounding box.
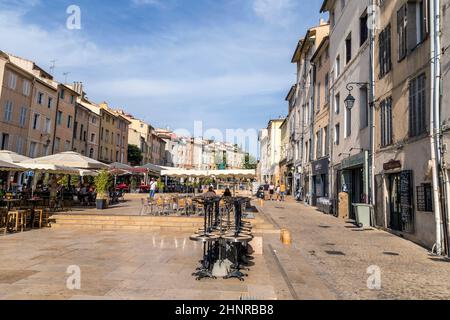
[388,173,402,231]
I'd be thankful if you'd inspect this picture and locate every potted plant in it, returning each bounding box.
[94,170,112,210]
[130,177,137,193]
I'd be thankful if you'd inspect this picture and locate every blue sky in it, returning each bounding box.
[0,0,326,135]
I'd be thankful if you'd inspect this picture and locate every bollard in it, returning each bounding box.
[280,229,292,245]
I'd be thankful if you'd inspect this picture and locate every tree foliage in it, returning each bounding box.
[128,144,143,166]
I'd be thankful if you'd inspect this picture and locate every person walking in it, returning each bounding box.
[276,182,281,201]
[280,182,286,202]
[149,178,157,199]
[269,182,275,201]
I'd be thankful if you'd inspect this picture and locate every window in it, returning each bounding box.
[29,142,37,158]
[4,101,13,122]
[91,133,96,143]
[19,107,27,127]
[117,133,120,146]
[305,141,309,162]
[54,137,61,152]
[317,82,321,111]
[417,183,433,212]
[23,80,30,96]
[324,126,329,156]
[80,124,84,141]
[105,130,109,143]
[60,89,65,100]
[397,4,408,60]
[345,107,352,137]
[360,87,369,129]
[92,117,97,124]
[324,73,330,104]
[48,97,53,108]
[89,148,94,158]
[57,111,63,125]
[406,0,429,51]
[380,97,393,147]
[409,73,427,137]
[345,33,352,64]
[16,137,23,154]
[45,118,51,134]
[67,115,72,129]
[8,72,17,90]
[43,144,50,156]
[335,55,341,77]
[33,113,40,130]
[335,124,340,145]
[1,133,9,150]
[335,93,340,114]
[360,11,368,46]
[37,92,44,105]
[316,129,323,158]
[379,24,392,78]
[73,122,78,139]
[65,140,71,151]
[70,95,75,104]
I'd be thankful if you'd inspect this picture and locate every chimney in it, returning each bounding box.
[319,18,327,25]
[73,81,84,96]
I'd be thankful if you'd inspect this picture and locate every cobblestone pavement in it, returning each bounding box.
[2,197,450,300]
[259,199,450,300]
[0,228,286,300]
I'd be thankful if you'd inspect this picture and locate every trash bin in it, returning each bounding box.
[352,204,373,228]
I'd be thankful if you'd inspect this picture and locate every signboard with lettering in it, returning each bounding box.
[400,170,414,233]
[383,160,402,171]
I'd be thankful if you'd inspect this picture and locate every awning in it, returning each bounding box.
[0,160,25,171]
[17,163,81,175]
[21,151,109,170]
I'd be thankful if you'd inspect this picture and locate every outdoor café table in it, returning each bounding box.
[3,199,21,211]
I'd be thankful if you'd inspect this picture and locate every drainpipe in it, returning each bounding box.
[369,0,376,207]
[434,0,449,255]
[430,0,444,255]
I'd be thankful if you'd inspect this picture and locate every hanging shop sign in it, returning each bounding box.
[312,158,329,176]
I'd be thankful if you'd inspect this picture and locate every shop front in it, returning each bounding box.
[311,158,329,206]
[338,151,369,220]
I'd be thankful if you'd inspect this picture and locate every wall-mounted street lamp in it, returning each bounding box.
[344,82,369,110]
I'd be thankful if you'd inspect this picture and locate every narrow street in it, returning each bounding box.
[260,199,450,300]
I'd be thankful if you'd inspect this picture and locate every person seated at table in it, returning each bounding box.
[223,188,232,197]
[203,186,216,198]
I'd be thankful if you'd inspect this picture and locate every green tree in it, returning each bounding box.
[128,144,143,166]
[244,153,257,170]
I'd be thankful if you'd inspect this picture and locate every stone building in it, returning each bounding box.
[0,52,34,156]
[321,0,371,218]
[311,35,331,202]
[371,0,436,248]
[290,20,329,204]
[54,84,79,154]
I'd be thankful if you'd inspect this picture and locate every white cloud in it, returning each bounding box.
[131,0,163,7]
[253,0,296,27]
[0,3,295,131]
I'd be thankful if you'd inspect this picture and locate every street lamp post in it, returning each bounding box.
[344,82,369,111]
[344,82,373,208]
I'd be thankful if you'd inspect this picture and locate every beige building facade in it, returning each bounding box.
[371,0,435,248]
[0,52,34,156]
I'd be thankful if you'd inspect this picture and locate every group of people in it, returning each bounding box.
[267,181,286,202]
